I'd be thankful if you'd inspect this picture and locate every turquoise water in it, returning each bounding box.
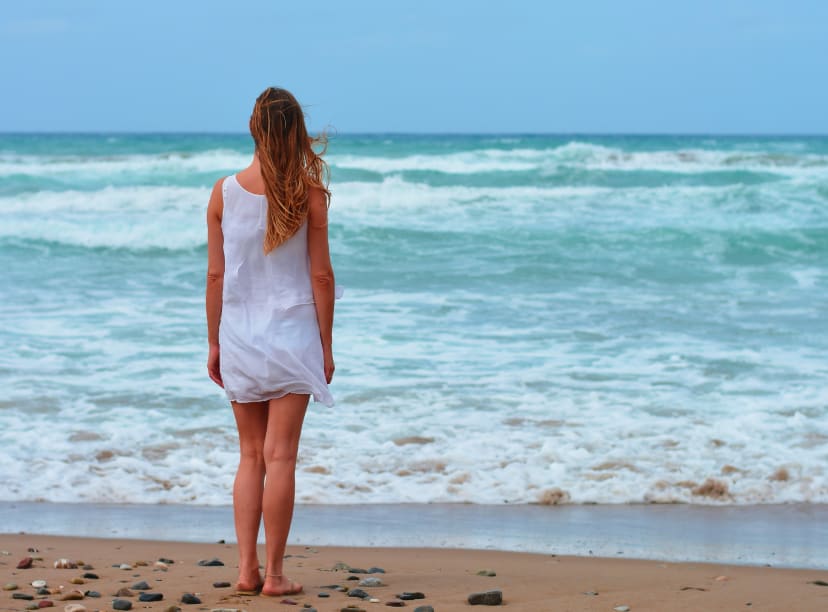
[1,133,826,505]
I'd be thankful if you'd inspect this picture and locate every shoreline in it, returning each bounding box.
[3,501,827,570]
[2,533,827,612]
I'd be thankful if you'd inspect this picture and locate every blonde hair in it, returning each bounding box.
[249,87,330,253]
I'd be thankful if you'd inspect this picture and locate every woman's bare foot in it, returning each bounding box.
[261,573,303,597]
[235,565,263,594]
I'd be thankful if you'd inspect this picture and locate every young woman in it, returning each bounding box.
[205,87,338,597]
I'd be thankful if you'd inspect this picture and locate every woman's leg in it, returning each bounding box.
[231,400,268,589]
[261,393,309,595]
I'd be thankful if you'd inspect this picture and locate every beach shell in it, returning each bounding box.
[31,580,47,589]
[60,590,84,601]
[54,559,76,569]
[63,605,86,612]
[154,561,168,571]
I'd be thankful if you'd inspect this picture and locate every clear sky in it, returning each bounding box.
[1,0,826,134]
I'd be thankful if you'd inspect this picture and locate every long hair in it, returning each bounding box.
[249,87,330,253]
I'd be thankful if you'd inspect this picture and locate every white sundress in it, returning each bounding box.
[218,174,341,406]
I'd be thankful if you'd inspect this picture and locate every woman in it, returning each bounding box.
[205,87,338,597]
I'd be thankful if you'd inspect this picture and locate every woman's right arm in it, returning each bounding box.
[307,187,336,383]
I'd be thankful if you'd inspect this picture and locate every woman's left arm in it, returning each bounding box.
[205,178,225,387]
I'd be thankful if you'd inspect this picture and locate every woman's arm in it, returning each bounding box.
[307,187,336,383]
[205,178,225,387]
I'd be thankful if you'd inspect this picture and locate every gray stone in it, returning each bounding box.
[414,607,435,612]
[212,582,231,589]
[468,589,503,605]
[197,558,224,567]
[83,591,101,598]
[114,588,134,597]
[13,593,35,600]
[82,573,99,580]
[397,592,425,600]
[348,588,371,599]
[181,594,201,605]
[317,592,330,598]
[131,581,150,591]
[614,607,631,612]
[138,593,164,602]
[113,599,132,611]
[367,567,385,574]
[359,577,384,587]
[476,569,496,577]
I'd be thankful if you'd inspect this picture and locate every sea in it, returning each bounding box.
[1,133,826,507]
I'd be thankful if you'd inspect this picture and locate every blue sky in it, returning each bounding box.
[1,0,826,133]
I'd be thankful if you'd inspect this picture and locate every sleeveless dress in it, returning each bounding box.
[218,174,341,406]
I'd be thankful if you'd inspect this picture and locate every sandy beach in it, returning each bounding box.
[1,533,826,612]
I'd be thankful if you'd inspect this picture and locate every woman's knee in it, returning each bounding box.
[238,440,266,465]
[262,440,299,467]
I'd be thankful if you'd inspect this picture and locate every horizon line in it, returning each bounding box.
[1,130,827,138]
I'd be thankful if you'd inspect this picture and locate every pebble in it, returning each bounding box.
[114,588,134,597]
[113,599,133,611]
[348,588,371,599]
[197,558,224,567]
[358,577,384,587]
[131,581,150,591]
[83,591,100,598]
[82,565,94,571]
[714,575,730,582]
[13,593,35,600]
[583,590,599,596]
[368,599,380,604]
[154,562,168,571]
[32,580,47,589]
[37,588,51,595]
[413,607,435,612]
[476,569,497,577]
[69,578,85,585]
[63,605,86,612]
[18,557,34,569]
[280,599,298,605]
[332,562,351,571]
[3,583,19,591]
[212,582,231,589]
[60,591,84,601]
[164,607,181,612]
[614,607,631,612]
[468,589,503,605]
[0,550,9,555]
[134,561,149,567]
[385,601,405,608]
[348,568,368,574]
[138,593,164,602]
[346,576,359,581]
[38,601,54,609]
[54,559,77,569]
[82,573,98,580]
[339,607,366,612]
[317,592,330,598]
[210,609,241,612]
[158,558,175,565]
[118,564,133,571]
[180,594,201,605]
[397,592,425,600]
[26,604,39,611]
[368,567,385,574]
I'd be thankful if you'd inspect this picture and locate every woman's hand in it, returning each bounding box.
[323,346,335,384]
[207,344,223,388]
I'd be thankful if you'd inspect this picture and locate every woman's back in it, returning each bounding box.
[221,174,314,309]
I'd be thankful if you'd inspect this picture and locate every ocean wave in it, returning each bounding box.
[1,177,824,251]
[329,141,828,176]
[0,149,249,178]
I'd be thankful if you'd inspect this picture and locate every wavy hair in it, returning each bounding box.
[249,87,330,253]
